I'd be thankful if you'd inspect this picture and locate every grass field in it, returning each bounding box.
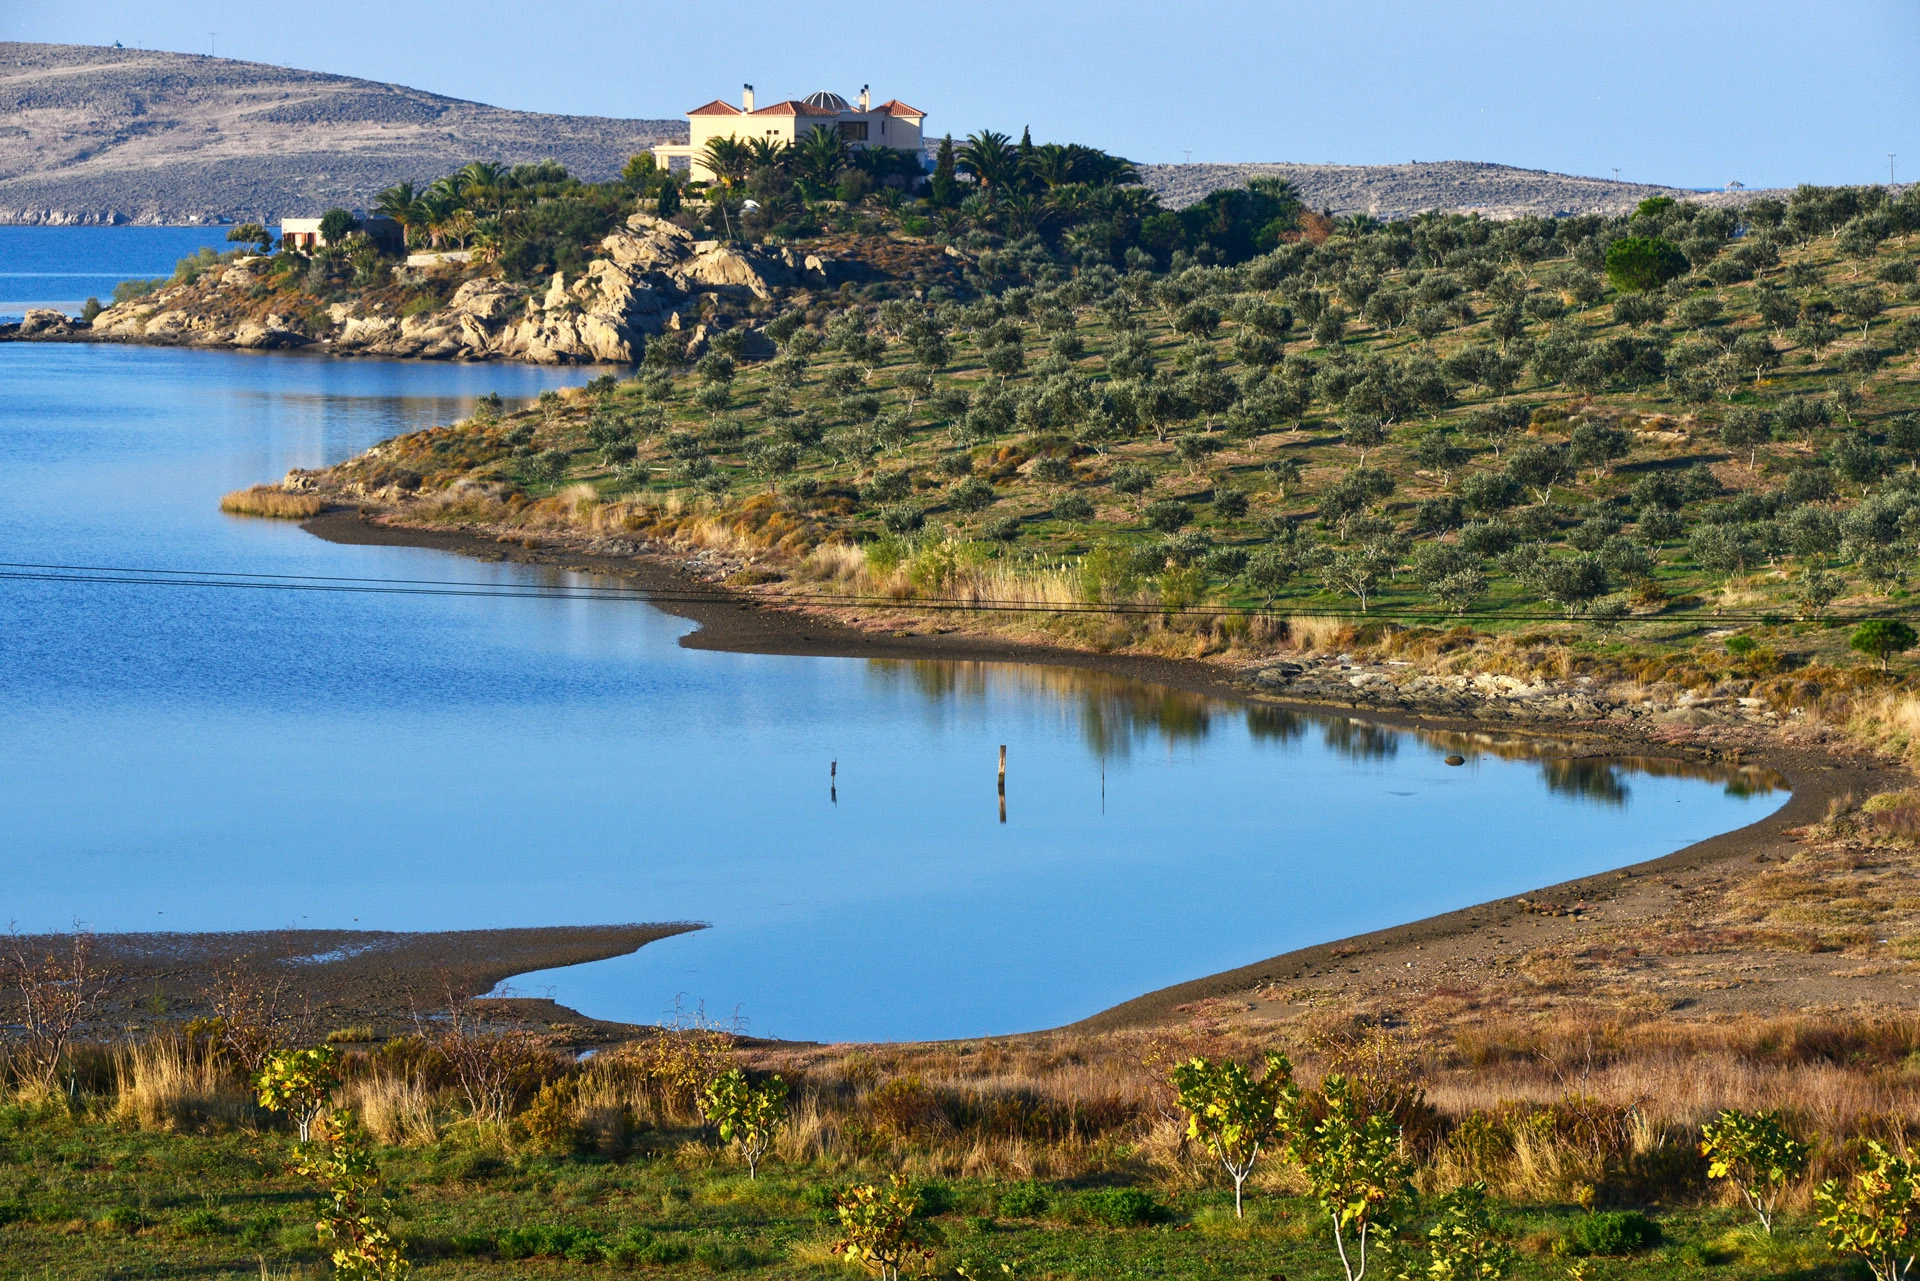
[0,1012,1905,1280]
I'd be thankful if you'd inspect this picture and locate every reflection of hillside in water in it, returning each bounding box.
[873,661,1787,800]
[880,662,1398,761]
[1412,728,1789,805]
[880,661,1221,756]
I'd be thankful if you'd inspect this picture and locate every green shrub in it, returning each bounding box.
[98,1205,144,1233]
[1077,1187,1167,1227]
[996,1181,1051,1218]
[496,1223,606,1260]
[1562,1210,1661,1256]
[693,1239,770,1269]
[173,1207,229,1236]
[111,277,162,306]
[448,1151,506,1182]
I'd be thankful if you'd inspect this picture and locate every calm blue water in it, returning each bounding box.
[0,339,1789,1042]
[0,226,234,319]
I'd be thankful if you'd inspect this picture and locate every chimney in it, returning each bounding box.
[742,83,755,112]
[859,84,870,112]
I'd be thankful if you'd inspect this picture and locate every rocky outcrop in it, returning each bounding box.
[17,309,78,337]
[9,211,831,365]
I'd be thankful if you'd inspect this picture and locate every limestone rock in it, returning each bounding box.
[448,279,514,322]
[670,243,777,299]
[142,309,190,336]
[337,315,398,347]
[231,320,307,349]
[219,259,266,289]
[85,302,154,335]
[17,308,73,336]
[600,213,695,272]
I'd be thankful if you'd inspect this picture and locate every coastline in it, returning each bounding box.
[0,326,633,369]
[23,923,703,1048]
[300,506,1903,1042]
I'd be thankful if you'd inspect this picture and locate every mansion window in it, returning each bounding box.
[838,121,869,141]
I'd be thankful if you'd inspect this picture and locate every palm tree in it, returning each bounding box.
[958,130,1017,193]
[745,137,791,173]
[373,181,421,247]
[416,192,460,248]
[468,218,503,264]
[455,161,507,215]
[700,137,752,185]
[1024,143,1077,189]
[698,137,753,239]
[998,191,1047,236]
[795,125,848,196]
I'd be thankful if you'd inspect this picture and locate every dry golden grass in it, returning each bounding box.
[113,1036,256,1132]
[218,485,323,519]
[1285,615,1353,654]
[1852,690,1920,766]
[348,1071,438,1147]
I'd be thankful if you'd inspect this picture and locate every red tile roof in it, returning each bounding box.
[687,99,742,116]
[876,99,925,118]
[750,99,837,116]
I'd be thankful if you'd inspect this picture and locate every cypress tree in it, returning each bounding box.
[931,134,958,207]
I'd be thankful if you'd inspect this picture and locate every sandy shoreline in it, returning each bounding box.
[271,507,1902,1041]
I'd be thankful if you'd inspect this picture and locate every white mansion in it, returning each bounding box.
[652,85,926,181]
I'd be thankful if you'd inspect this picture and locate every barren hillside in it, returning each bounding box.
[0,42,1807,228]
[1138,159,1780,218]
[0,43,685,225]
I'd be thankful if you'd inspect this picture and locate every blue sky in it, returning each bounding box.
[13,0,1917,188]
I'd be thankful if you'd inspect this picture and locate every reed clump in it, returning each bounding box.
[218,485,324,519]
[113,1034,257,1132]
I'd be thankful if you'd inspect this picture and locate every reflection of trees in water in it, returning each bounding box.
[1539,758,1630,807]
[1320,718,1400,761]
[1416,727,1788,801]
[871,660,1786,804]
[888,663,1315,757]
[1075,683,1215,757]
[874,660,1219,757]
[1246,705,1306,744]
[897,662,989,704]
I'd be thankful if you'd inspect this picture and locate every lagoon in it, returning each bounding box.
[0,335,1787,1042]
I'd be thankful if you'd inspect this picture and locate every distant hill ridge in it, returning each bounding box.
[0,42,685,225]
[1138,161,1780,218]
[0,42,1787,227]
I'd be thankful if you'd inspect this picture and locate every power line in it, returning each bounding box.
[0,560,1885,627]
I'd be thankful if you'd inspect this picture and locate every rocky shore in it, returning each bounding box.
[1249,653,1792,731]
[5,213,876,364]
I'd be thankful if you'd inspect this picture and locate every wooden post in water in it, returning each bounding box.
[998,745,1006,824]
